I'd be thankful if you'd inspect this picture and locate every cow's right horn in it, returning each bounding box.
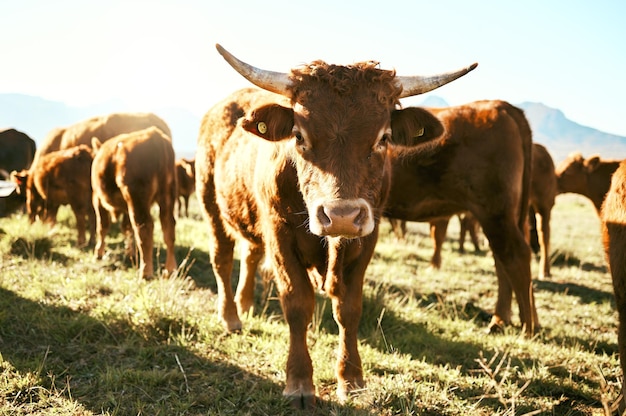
[397,62,478,98]
[216,44,292,97]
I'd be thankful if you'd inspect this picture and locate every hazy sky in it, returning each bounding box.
[2,0,625,136]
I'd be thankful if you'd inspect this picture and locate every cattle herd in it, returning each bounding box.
[1,44,625,410]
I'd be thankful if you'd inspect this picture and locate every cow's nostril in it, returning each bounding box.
[317,205,331,227]
[354,207,367,226]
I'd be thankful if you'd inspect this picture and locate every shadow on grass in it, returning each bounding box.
[550,249,608,273]
[0,287,375,415]
[535,279,615,306]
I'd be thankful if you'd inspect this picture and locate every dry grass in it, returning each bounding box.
[0,193,621,415]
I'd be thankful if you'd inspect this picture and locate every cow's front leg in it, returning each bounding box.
[277,269,316,409]
[330,274,365,401]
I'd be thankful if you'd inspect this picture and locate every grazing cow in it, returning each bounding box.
[27,145,96,246]
[556,152,622,213]
[600,160,626,413]
[0,128,36,216]
[384,100,538,335]
[16,113,171,227]
[196,44,476,407]
[175,157,195,217]
[91,127,177,279]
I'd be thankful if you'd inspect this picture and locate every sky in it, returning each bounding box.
[2,0,625,136]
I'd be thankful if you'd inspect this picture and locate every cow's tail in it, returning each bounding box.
[509,104,533,234]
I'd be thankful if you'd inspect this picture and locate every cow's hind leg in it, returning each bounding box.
[93,197,111,260]
[236,239,263,317]
[535,206,552,280]
[70,202,88,247]
[429,218,449,269]
[124,190,155,279]
[481,218,537,335]
[158,190,177,276]
[197,188,240,332]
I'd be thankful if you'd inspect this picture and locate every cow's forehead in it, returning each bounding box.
[293,93,391,136]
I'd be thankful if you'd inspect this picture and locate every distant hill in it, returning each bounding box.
[0,94,201,158]
[517,102,626,163]
[2,93,625,164]
[417,97,626,164]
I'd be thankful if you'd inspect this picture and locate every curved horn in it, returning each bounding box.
[397,62,478,98]
[216,44,292,97]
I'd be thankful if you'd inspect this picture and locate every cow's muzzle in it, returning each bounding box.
[309,198,374,238]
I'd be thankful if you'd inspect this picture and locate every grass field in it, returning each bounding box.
[0,193,621,415]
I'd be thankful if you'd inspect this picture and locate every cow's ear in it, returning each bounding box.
[242,104,294,141]
[91,137,103,152]
[390,107,444,147]
[585,155,601,172]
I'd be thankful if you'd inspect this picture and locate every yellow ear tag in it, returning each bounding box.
[257,122,267,134]
[416,127,424,137]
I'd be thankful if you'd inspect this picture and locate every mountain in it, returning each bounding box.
[417,97,626,164]
[2,93,625,164]
[516,102,626,163]
[0,94,201,158]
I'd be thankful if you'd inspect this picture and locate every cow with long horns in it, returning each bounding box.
[196,44,476,408]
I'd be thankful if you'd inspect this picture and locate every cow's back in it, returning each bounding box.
[61,112,171,150]
[93,127,175,213]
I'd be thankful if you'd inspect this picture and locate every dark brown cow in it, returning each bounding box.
[91,126,177,279]
[0,128,36,173]
[0,128,36,216]
[528,143,557,278]
[451,143,557,279]
[16,113,171,226]
[175,157,195,217]
[384,100,538,335]
[196,44,476,407]
[600,160,626,413]
[556,152,621,213]
[28,145,96,246]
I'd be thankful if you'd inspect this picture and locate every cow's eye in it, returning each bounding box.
[376,133,391,150]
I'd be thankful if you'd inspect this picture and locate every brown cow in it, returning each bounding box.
[600,160,626,413]
[196,44,476,407]
[384,100,538,335]
[91,126,177,279]
[175,157,195,217]
[556,152,622,213]
[451,143,557,279]
[27,145,96,246]
[16,113,171,227]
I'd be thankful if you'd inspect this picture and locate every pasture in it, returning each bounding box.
[0,193,621,415]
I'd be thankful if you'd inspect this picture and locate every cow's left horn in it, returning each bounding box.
[216,44,292,97]
[397,62,478,98]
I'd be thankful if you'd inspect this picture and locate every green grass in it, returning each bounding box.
[0,193,621,415]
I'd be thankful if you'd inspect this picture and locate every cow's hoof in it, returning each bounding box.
[222,319,242,334]
[285,393,316,410]
[337,378,366,403]
[486,317,505,334]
